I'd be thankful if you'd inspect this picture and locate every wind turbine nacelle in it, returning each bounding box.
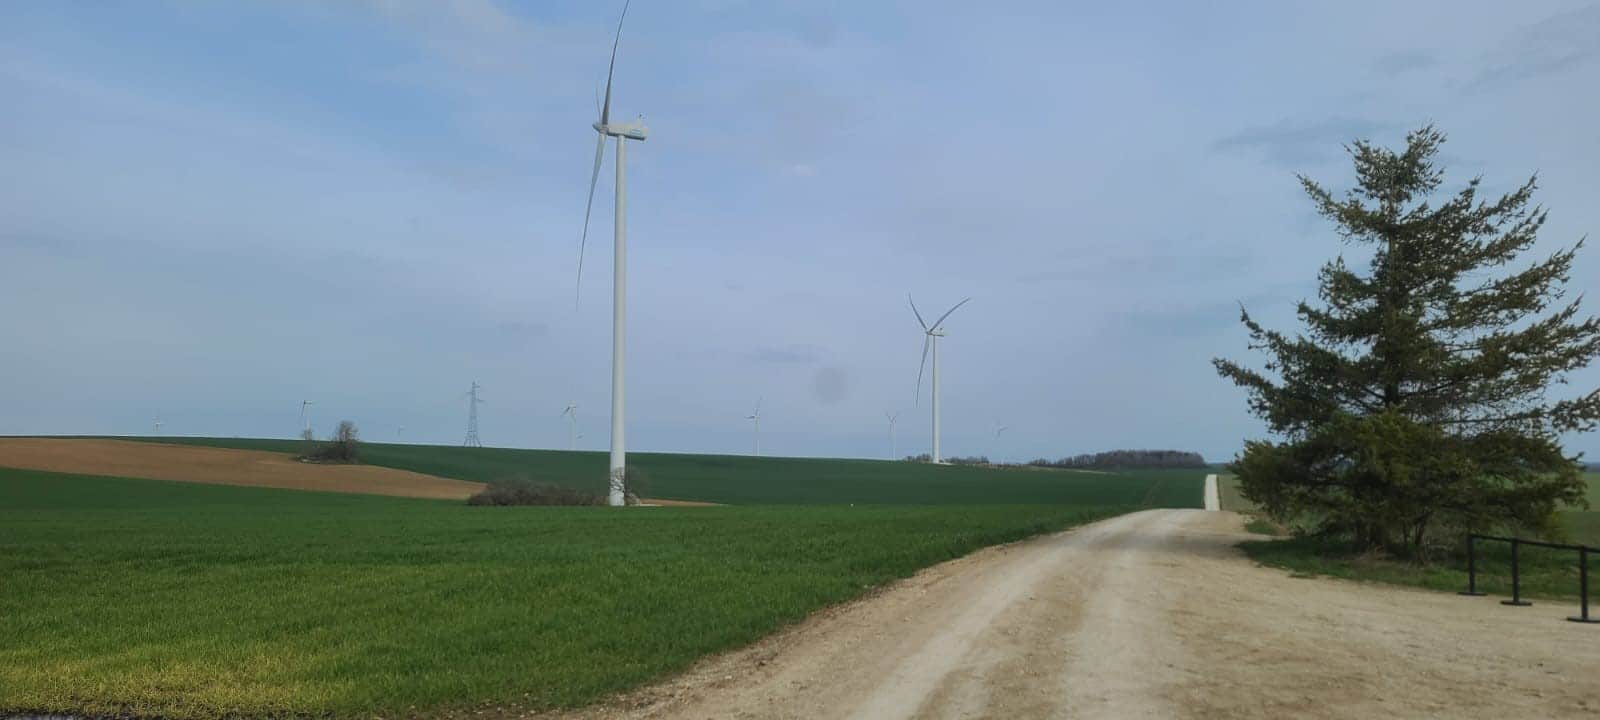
[596,119,649,140]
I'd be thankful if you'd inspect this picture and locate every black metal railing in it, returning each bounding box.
[1460,534,1596,624]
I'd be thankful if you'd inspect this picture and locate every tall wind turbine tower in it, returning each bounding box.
[561,402,579,451]
[463,381,484,448]
[885,411,900,461]
[577,0,648,507]
[299,400,314,439]
[911,295,971,465]
[746,399,762,457]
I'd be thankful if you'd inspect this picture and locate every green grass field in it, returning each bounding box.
[1222,472,1598,542]
[1559,471,1600,548]
[1236,472,1600,602]
[0,447,1199,718]
[120,436,1205,508]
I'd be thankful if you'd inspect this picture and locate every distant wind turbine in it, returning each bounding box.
[911,295,971,465]
[576,0,649,507]
[885,411,900,460]
[746,398,762,457]
[561,402,579,451]
[299,400,314,438]
[153,417,162,435]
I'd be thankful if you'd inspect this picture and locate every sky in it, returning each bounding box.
[2,0,1598,463]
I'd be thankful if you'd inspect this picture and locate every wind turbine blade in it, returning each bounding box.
[755,397,762,415]
[915,335,930,406]
[908,294,928,331]
[931,297,972,331]
[576,132,607,305]
[600,0,631,127]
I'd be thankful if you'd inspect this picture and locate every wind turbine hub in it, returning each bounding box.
[596,120,649,140]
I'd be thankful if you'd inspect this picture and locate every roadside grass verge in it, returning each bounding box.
[110,436,1205,508]
[0,467,1130,719]
[1215,474,1279,536]
[1214,473,1251,514]
[1242,517,1281,536]
[1240,474,1600,602]
[1241,533,1593,602]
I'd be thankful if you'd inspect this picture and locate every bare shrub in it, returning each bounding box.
[468,477,602,507]
[944,455,990,466]
[303,420,360,464]
[623,466,650,505]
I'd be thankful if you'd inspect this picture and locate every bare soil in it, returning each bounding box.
[553,510,1600,720]
[0,438,717,507]
[0,438,484,499]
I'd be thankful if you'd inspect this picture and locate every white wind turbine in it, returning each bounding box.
[885,411,900,461]
[153,417,163,435]
[561,402,579,451]
[910,295,971,465]
[746,398,762,457]
[577,0,648,507]
[299,400,314,438]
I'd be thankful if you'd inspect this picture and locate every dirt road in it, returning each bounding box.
[565,510,1600,720]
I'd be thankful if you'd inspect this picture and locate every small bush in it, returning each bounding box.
[468,478,602,507]
[945,455,990,466]
[900,454,989,465]
[303,421,360,464]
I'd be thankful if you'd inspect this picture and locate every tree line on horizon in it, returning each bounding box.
[1027,450,1208,470]
[898,449,1207,469]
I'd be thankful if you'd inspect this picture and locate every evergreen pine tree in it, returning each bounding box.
[1215,126,1600,553]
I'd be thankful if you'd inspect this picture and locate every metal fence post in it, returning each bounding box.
[1459,535,1486,597]
[1570,547,1598,624]
[1501,538,1532,607]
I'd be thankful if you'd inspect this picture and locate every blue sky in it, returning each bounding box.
[3,1,1597,462]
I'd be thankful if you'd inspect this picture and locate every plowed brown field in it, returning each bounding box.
[0,438,483,499]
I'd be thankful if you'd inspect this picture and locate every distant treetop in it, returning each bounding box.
[1028,450,1207,470]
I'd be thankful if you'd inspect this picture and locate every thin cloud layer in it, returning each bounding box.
[1,0,1596,462]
